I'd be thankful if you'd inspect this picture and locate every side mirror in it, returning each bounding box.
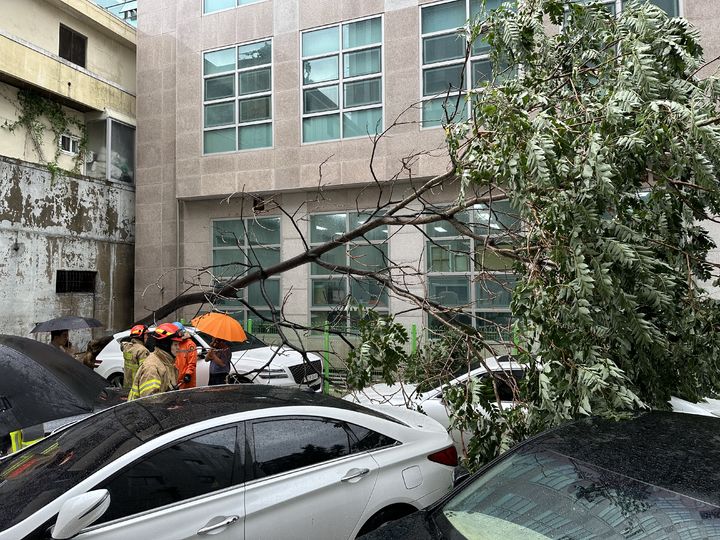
[52,490,110,539]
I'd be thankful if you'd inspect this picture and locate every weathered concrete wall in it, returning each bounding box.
[0,156,135,346]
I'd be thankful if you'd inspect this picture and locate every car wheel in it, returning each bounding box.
[356,504,417,537]
[227,374,252,384]
[107,373,124,388]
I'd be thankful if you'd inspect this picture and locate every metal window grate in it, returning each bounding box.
[56,270,96,293]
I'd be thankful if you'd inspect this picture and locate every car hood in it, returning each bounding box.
[344,382,425,407]
[670,396,720,418]
[235,346,321,369]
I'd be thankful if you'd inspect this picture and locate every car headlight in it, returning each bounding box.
[258,368,289,379]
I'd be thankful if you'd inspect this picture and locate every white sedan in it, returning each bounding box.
[345,356,524,455]
[94,327,323,391]
[0,385,457,540]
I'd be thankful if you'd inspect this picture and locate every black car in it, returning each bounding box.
[362,412,720,539]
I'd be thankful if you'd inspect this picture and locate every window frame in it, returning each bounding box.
[308,211,390,332]
[203,38,274,155]
[202,0,267,16]
[59,133,81,156]
[211,216,282,327]
[58,23,87,68]
[300,15,385,144]
[572,0,681,17]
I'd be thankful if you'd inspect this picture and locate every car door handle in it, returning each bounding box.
[341,468,370,482]
[197,515,239,535]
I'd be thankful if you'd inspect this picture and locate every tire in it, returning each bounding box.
[227,374,252,384]
[356,504,416,537]
[107,373,124,388]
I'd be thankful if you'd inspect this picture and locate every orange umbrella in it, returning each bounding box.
[190,313,247,342]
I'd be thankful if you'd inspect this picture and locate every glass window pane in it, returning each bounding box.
[428,276,470,306]
[110,121,135,183]
[302,27,339,57]
[248,279,280,307]
[473,200,520,235]
[311,213,347,243]
[239,96,271,122]
[204,47,235,75]
[349,244,388,271]
[423,34,465,64]
[239,123,272,149]
[247,217,280,245]
[303,114,340,143]
[649,0,678,15]
[303,56,339,84]
[351,278,388,309]
[343,48,381,77]
[423,64,465,96]
[312,278,348,306]
[246,247,281,269]
[475,249,514,272]
[476,275,516,309]
[343,17,381,49]
[311,245,346,275]
[239,67,271,95]
[205,102,235,127]
[311,310,348,331]
[428,311,473,333]
[344,78,381,108]
[427,213,470,238]
[238,40,272,69]
[350,212,388,241]
[204,0,234,14]
[205,75,235,100]
[471,34,490,55]
[98,427,237,523]
[304,86,339,114]
[470,0,505,18]
[204,127,236,154]
[421,0,466,34]
[422,97,466,128]
[427,239,471,272]
[213,248,248,279]
[214,220,245,247]
[476,311,512,340]
[343,108,382,138]
[472,59,493,87]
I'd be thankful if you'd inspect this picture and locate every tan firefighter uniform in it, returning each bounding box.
[121,339,150,390]
[128,348,178,400]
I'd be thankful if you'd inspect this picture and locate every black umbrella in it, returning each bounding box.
[30,316,103,333]
[0,335,109,436]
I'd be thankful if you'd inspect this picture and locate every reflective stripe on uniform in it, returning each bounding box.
[138,379,161,396]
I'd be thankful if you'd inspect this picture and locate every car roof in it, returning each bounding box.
[526,411,720,506]
[89,385,400,443]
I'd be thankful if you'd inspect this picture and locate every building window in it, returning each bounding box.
[85,118,135,183]
[59,24,87,68]
[309,212,389,331]
[56,270,96,293]
[301,16,383,143]
[575,0,678,16]
[426,200,519,340]
[203,0,263,15]
[59,134,80,155]
[420,0,511,128]
[212,217,281,329]
[203,39,273,154]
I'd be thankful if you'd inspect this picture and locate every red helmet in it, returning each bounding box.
[130,324,147,337]
[152,323,183,341]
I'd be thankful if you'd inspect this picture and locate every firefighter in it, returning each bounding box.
[128,323,182,400]
[121,324,150,390]
[173,322,198,389]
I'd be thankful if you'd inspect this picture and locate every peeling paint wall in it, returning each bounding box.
[0,155,134,346]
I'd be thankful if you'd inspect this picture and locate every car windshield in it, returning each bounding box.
[197,331,266,352]
[434,447,720,539]
[0,404,163,531]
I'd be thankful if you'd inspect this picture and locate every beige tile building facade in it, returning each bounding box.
[135,0,720,343]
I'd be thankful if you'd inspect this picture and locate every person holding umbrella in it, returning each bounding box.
[49,329,77,356]
[128,323,182,401]
[190,312,247,385]
[121,325,150,390]
[206,338,231,385]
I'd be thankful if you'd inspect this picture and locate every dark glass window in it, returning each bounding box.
[97,427,239,523]
[345,423,397,452]
[251,418,351,478]
[56,270,96,293]
[59,24,87,68]
[478,370,524,402]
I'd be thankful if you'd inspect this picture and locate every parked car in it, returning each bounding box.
[0,385,458,540]
[362,411,720,539]
[345,356,524,454]
[94,327,323,391]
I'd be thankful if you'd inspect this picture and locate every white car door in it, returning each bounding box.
[75,426,245,540]
[244,416,379,540]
